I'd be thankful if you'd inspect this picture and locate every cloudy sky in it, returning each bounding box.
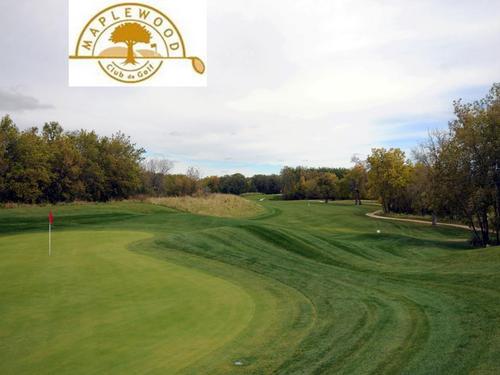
[1,0,499,176]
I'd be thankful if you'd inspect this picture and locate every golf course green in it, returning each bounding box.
[1,197,499,374]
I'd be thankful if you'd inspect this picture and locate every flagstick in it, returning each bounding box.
[49,222,51,257]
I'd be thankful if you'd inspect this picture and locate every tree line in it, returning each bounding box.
[1,84,498,245]
[0,118,282,203]
[142,165,367,203]
[280,166,367,203]
[0,117,144,203]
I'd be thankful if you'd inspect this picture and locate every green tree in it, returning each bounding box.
[100,132,145,200]
[72,130,106,201]
[367,148,412,213]
[408,163,434,217]
[343,163,368,205]
[316,173,339,203]
[165,174,198,196]
[8,127,51,203]
[43,122,84,202]
[421,84,500,246]
[42,121,63,142]
[219,173,247,195]
[249,174,282,194]
[201,176,221,194]
[280,167,299,199]
[0,116,17,201]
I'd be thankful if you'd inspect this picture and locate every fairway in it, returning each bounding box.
[1,199,500,374]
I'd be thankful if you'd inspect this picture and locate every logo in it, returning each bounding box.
[69,1,206,86]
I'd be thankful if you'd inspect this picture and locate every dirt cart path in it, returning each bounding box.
[366,210,470,230]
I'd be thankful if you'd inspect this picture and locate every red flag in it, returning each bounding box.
[48,211,54,225]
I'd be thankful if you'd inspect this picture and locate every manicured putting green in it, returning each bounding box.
[0,231,256,374]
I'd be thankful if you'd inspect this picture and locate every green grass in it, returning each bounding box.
[0,198,499,374]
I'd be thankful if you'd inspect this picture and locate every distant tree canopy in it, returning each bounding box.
[0,116,144,203]
[219,173,247,195]
[280,166,366,202]
[248,174,282,195]
[199,174,280,196]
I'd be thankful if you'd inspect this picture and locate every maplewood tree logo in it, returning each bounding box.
[69,1,206,87]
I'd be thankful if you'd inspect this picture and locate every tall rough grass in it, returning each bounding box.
[149,194,265,218]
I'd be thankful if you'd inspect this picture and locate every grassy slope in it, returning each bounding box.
[0,199,499,374]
